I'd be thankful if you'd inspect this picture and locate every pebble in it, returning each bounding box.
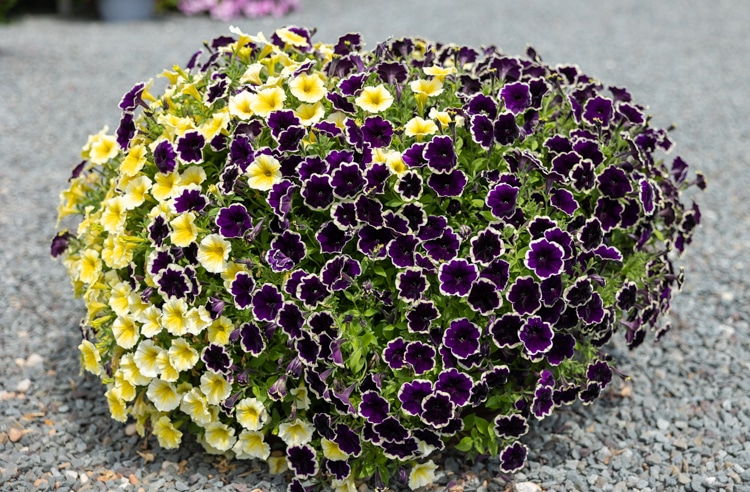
[16,379,32,393]
[513,482,541,492]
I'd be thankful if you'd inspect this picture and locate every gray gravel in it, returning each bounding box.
[1,1,750,491]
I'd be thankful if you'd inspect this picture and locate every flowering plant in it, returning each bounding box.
[176,0,300,21]
[52,26,703,491]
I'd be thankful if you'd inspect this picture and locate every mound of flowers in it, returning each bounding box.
[52,26,703,491]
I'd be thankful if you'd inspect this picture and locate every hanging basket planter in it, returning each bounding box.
[52,26,703,491]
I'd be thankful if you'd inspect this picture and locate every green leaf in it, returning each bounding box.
[455,436,474,452]
[385,199,403,208]
[471,198,486,209]
[373,264,387,277]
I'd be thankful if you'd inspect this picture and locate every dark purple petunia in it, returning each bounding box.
[420,391,455,429]
[401,203,427,233]
[528,216,557,239]
[494,112,519,146]
[359,391,390,424]
[540,275,563,306]
[438,258,478,297]
[148,215,169,247]
[465,93,498,119]
[486,183,519,219]
[252,284,283,321]
[423,228,460,262]
[373,416,409,443]
[381,437,419,460]
[396,268,429,302]
[616,281,638,311]
[577,292,605,325]
[327,91,356,114]
[216,204,252,238]
[277,126,306,153]
[406,301,439,333]
[639,178,656,215]
[571,160,596,191]
[345,119,364,151]
[595,197,623,231]
[153,140,177,173]
[338,72,368,96]
[398,379,433,416]
[532,384,554,419]
[467,278,502,314]
[229,135,254,170]
[357,225,393,259]
[297,274,329,308]
[314,120,343,138]
[202,343,231,374]
[578,217,603,251]
[544,134,573,153]
[586,360,613,388]
[383,337,408,370]
[402,142,427,168]
[443,318,481,359]
[331,163,366,199]
[424,135,458,173]
[374,60,408,85]
[551,151,581,178]
[361,116,393,148]
[298,156,328,180]
[176,131,205,163]
[325,460,351,481]
[520,317,553,358]
[296,332,321,366]
[387,233,419,268]
[405,341,436,375]
[334,423,362,457]
[553,384,580,406]
[435,368,473,406]
[119,81,146,111]
[592,245,623,262]
[470,227,504,265]
[546,332,576,366]
[321,255,361,291]
[494,414,529,439]
[480,258,510,290]
[395,171,424,201]
[574,138,604,165]
[267,110,301,138]
[302,174,335,210]
[418,215,448,241]
[148,250,173,276]
[156,266,191,299]
[277,302,304,340]
[564,276,593,307]
[579,381,602,404]
[469,114,495,150]
[365,162,390,194]
[266,231,306,272]
[524,238,565,279]
[286,445,318,479]
[116,112,135,149]
[218,164,240,194]
[205,77,228,105]
[499,442,528,473]
[483,365,511,388]
[230,272,256,310]
[550,188,579,215]
[173,187,208,213]
[268,180,296,219]
[332,201,358,229]
[507,276,542,315]
[50,231,72,258]
[597,165,632,199]
[355,195,384,227]
[500,81,531,115]
[583,95,614,127]
[490,313,522,349]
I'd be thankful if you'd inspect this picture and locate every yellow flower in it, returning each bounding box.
[409,460,438,490]
[105,388,128,422]
[153,416,183,449]
[180,388,212,426]
[152,171,182,202]
[278,418,314,446]
[233,430,271,460]
[355,84,393,113]
[121,144,147,177]
[78,340,102,375]
[235,397,267,431]
[162,298,190,336]
[321,438,349,461]
[332,476,358,492]
[204,422,237,452]
[294,102,324,126]
[198,234,231,274]
[275,27,308,48]
[170,212,198,247]
[186,306,211,336]
[101,197,128,234]
[199,108,230,140]
[101,235,137,270]
[122,175,152,210]
[114,370,136,402]
[424,64,456,82]
[387,152,408,176]
[156,351,180,382]
[250,87,286,117]
[200,372,232,406]
[229,90,255,120]
[180,167,207,187]
[133,339,163,378]
[290,386,310,410]
[410,78,444,97]
[108,281,131,317]
[119,352,152,386]
[89,131,119,165]
[147,379,181,412]
[428,107,452,127]
[289,73,326,103]
[239,63,265,86]
[404,116,439,138]
[157,114,195,140]
[138,305,163,338]
[112,314,140,349]
[208,316,234,345]
[169,337,199,371]
[326,111,347,129]
[267,454,289,474]
[246,154,282,191]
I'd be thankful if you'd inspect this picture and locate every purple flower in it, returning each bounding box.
[550,188,579,215]
[237,321,265,356]
[617,281,638,311]
[373,416,409,443]
[494,112,519,146]
[395,171,424,201]
[321,255,361,291]
[116,113,135,149]
[355,195,384,227]
[486,183,519,219]
[361,116,393,148]
[532,384,554,419]
[156,266,191,299]
[359,391,390,424]
[387,233,419,268]
[597,165,632,198]
[571,160,596,191]
[480,258,510,290]
[173,187,208,213]
[268,180,296,219]
[507,276,542,315]
[470,228,504,265]
[176,131,205,163]
[577,292,605,325]
[499,442,528,473]
[229,135,254,170]
[405,341,436,375]
[470,114,495,150]
[402,142,427,168]
[418,215,448,241]
[420,391,455,429]
[587,360,613,388]
[595,197,623,231]
[592,245,623,262]
[540,275,563,306]
[268,110,301,138]
[639,178,656,215]
[467,278,502,314]
[218,164,240,194]
[494,414,528,440]
[332,201,358,229]
[427,169,467,198]
[297,274,329,308]
[357,225,393,259]
[366,162,390,194]
[338,72,368,96]
[583,95,614,127]
[396,268,429,302]
[519,316,553,358]
[424,135,457,173]
[334,423,362,457]
[266,231,306,272]
[153,140,177,173]
[252,284,283,321]
[216,204,252,238]
[443,318,481,359]
[302,174,334,210]
[465,93,498,119]
[298,156,327,180]
[296,332,320,366]
[438,258,478,297]
[500,81,531,115]
[374,60,408,84]
[202,343,231,374]
[277,126,306,153]
[524,238,565,279]
[286,445,318,479]
[383,338,407,370]
[277,302,304,340]
[331,163,366,199]
[119,81,146,111]
[148,215,169,247]
[435,368,473,406]
[578,217,603,251]
[398,379,433,416]
[406,301,439,333]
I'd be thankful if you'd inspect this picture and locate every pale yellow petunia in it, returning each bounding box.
[246,154,282,191]
[275,27,308,48]
[105,388,128,422]
[78,340,102,376]
[147,378,181,412]
[289,73,326,103]
[278,418,314,447]
[207,316,234,345]
[197,234,231,274]
[89,132,119,165]
[152,171,182,202]
[170,212,198,247]
[121,144,148,177]
[153,415,183,449]
[138,305,163,338]
[424,64,456,82]
[233,430,271,460]
[101,197,128,234]
[161,297,190,336]
[122,175,152,210]
[235,397,267,431]
[294,101,324,126]
[112,314,140,349]
[250,87,286,117]
[200,372,232,406]
[169,337,200,371]
[409,460,438,490]
[404,116,439,138]
[180,387,212,426]
[321,438,349,461]
[355,84,393,113]
[179,166,207,187]
[229,90,255,120]
[204,421,236,452]
[133,339,163,378]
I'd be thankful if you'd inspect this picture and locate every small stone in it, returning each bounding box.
[656,418,669,431]
[8,428,24,442]
[16,379,32,393]
[26,353,44,367]
[513,482,541,492]
[678,474,690,485]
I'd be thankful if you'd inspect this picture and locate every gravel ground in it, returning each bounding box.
[1,1,749,491]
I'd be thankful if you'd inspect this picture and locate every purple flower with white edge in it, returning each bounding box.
[297,274,329,308]
[438,258,478,297]
[358,391,390,424]
[578,217,603,251]
[465,93,498,119]
[355,195,384,227]
[532,384,554,419]
[156,265,191,299]
[402,142,427,168]
[268,180,296,219]
[373,416,409,443]
[277,302,304,340]
[298,156,327,180]
[499,442,528,473]
[332,201,357,229]
[571,160,596,191]
[427,169,467,198]
[480,258,510,290]
[173,187,208,213]
[277,126,306,153]
[592,245,623,262]
[617,281,638,311]
[396,268,429,302]
[494,112,519,146]
[546,332,576,366]
[598,165,632,199]
[507,276,542,315]
[405,341,436,375]
[550,188,579,215]
[398,379,433,416]
[467,278,502,314]
[321,255,361,291]
[202,343,231,374]
[435,368,473,406]
[494,414,529,439]
[524,238,565,279]
[395,171,424,202]
[216,204,252,238]
[365,162,390,194]
[486,183,519,219]
[540,275,563,307]
[361,116,393,148]
[424,135,457,172]
[470,227,504,265]
[470,114,495,150]
[420,391,455,429]
[296,332,320,366]
[383,337,408,370]
[406,301,439,333]
[266,231,305,272]
[331,163,366,199]
[116,112,135,149]
[148,215,169,247]
[578,292,605,325]
[316,221,353,254]
[583,95,614,127]
[587,360,613,388]
[387,233,419,268]
[302,174,334,210]
[286,444,319,479]
[518,316,554,358]
[252,284,283,321]
[176,131,205,163]
[640,178,656,215]
[239,322,266,356]
[595,197,623,231]
[119,81,146,111]
[443,318,481,359]
[153,140,177,173]
[267,110,301,138]
[500,81,531,115]
[334,423,362,457]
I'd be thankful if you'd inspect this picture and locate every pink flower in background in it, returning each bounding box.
[178,0,300,19]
